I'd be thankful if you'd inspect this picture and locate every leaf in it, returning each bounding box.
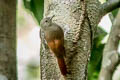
[23,0,44,24]
[112,8,119,18]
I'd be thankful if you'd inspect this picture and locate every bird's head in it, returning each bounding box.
[40,15,55,30]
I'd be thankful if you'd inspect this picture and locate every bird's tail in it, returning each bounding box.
[57,58,67,76]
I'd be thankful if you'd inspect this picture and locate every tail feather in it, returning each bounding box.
[57,58,67,76]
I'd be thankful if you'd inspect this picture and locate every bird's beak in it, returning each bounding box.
[50,15,55,20]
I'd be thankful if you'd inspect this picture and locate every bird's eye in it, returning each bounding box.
[45,20,48,22]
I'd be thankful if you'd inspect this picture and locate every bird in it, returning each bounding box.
[40,15,68,76]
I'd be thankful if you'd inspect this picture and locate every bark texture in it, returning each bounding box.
[99,10,120,80]
[40,0,120,80]
[40,0,102,80]
[0,1,17,80]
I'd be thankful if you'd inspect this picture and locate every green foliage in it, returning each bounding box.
[88,27,107,80]
[23,0,44,24]
[26,59,40,80]
[27,64,40,78]
[112,8,119,18]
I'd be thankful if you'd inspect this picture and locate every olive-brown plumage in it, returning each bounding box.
[40,16,67,76]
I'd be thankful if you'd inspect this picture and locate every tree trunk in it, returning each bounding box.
[0,1,17,80]
[40,0,119,79]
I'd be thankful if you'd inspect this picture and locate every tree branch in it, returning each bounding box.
[100,0,120,16]
[99,9,120,80]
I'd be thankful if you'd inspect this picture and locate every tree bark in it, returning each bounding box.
[99,10,120,80]
[0,1,17,80]
[40,0,120,79]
